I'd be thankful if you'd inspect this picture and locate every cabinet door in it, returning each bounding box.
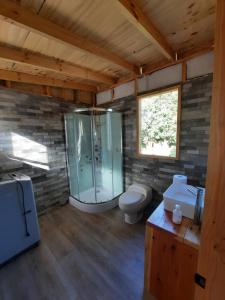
[150,228,198,300]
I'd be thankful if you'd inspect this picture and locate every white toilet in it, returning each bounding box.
[119,184,152,224]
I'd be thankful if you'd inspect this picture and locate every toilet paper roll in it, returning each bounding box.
[173,174,187,184]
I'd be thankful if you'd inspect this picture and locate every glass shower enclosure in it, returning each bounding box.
[65,108,123,210]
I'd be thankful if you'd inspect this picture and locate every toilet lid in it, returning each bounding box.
[119,191,144,206]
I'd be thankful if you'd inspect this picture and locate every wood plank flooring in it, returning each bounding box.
[0,204,153,300]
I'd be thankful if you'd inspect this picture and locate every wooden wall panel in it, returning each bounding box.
[195,0,225,299]
[150,228,198,300]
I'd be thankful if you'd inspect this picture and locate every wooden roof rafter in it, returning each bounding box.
[144,42,214,74]
[0,45,116,85]
[0,1,215,95]
[0,0,138,74]
[0,69,97,92]
[97,42,214,92]
[113,0,175,60]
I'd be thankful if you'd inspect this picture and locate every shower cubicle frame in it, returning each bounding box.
[65,107,123,213]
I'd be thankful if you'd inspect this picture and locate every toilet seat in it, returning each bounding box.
[118,183,152,224]
[119,191,144,207]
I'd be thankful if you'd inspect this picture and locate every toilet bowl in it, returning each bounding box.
[119,184,152,224]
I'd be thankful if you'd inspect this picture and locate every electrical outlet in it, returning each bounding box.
[195,273,206,288]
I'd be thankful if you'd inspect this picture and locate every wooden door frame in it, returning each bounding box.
[194,0,225,299]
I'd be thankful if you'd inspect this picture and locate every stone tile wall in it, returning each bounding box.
[0,74,212,213]
[0,87,80,214]
[103,74,212,200]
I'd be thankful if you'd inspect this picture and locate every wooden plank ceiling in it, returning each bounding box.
[0,0,216,92]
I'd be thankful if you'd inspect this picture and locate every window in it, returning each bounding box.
[137,86,180,159]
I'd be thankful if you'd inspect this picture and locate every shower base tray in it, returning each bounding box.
[69,195,119,214]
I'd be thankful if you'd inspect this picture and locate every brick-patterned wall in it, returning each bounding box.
[0,87,80,214]
[0,74,212,212]
[103,74,212,200]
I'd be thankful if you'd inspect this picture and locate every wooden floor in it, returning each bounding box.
[0,204,152,300]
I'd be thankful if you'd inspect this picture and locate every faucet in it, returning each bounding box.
[193,187,203,225]
[186,186,203,226]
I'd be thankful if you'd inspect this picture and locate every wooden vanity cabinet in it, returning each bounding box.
[144,203,200,300]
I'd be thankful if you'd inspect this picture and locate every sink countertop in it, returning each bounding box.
[146,202,201,250]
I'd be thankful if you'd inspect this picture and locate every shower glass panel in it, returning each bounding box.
[111,113,123,197]
[76,113,94,203]
[65,108,123,204]
[94,111,113,203]
[64,114,79,199]
[65,112,94,202]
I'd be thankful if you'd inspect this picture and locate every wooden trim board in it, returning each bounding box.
[136,84,181,160]
[0,69,97,92]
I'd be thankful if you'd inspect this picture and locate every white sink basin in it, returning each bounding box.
[163,183,205,220]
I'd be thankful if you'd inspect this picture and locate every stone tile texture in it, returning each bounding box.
[0,74,212,212]
[103,74,212,200]
[0,87,81,214]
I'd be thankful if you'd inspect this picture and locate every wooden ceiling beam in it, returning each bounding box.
[0,0,137,73]
[114,0,175,60]
[0,69,97,92]
[177,42,214,61]
[0,45,115,85]
[97,43,214,92]
[0,80,94,104]
[0,80,70,102]
[144,42,214,75]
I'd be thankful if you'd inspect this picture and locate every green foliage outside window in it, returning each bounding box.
[139,88,179,158]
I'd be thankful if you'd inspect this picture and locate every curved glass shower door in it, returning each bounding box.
[65,112,94,201]
[65,108,123,204]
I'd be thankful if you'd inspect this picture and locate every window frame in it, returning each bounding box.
[137,85,181,160]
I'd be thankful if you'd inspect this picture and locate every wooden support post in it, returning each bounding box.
[4,80,12,88]
[195,0,225,299]
[92,93,96,107]
[182,62,187,82]
[112,88,115,102]
[45,86,52,97]
[134,76,138,98]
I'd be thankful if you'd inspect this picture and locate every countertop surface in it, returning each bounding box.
[147,202,201,249]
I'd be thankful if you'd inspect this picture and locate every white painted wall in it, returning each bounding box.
[96,52,214,105]
[96,89,112,105]
[187,52,214,79]
[113,80,135,99]
[138,63,182,93]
